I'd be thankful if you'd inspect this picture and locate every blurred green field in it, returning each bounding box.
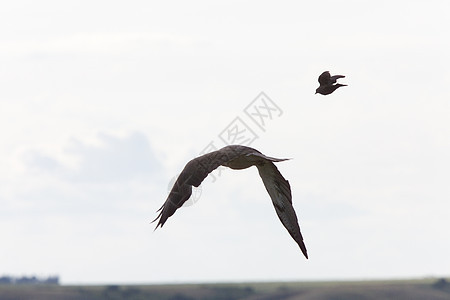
[1,278,449,300]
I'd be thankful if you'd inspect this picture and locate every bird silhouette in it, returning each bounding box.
[315,71,347,95]
[153,145,308,258]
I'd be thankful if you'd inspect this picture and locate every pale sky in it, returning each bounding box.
[1,1,449,284]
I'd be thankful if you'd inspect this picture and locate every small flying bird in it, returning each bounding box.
[153,145,308,259]
[315,71,347,95]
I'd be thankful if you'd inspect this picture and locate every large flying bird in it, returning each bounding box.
[315,71,347,95]
[153,145,308,259]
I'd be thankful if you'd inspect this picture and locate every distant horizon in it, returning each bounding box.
[3,278,450,300]
[6,273,449,285]
[56,275,450,286]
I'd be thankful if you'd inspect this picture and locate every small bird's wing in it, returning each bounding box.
[318,71,331,85]
[330,74,345,83]
[256,160,308,258]
[152,146,249,229]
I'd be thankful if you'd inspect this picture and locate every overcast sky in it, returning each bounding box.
[1,1,449,284]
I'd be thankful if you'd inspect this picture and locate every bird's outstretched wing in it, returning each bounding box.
[330,74,345,83]
[153,145,308,258]
[318,71,331,85]
[318,71,346,85]
[256,160,308,258]
[152,146,251,229]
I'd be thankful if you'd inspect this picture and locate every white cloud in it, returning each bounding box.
[24,131,162,182]
[2,131,164,219]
